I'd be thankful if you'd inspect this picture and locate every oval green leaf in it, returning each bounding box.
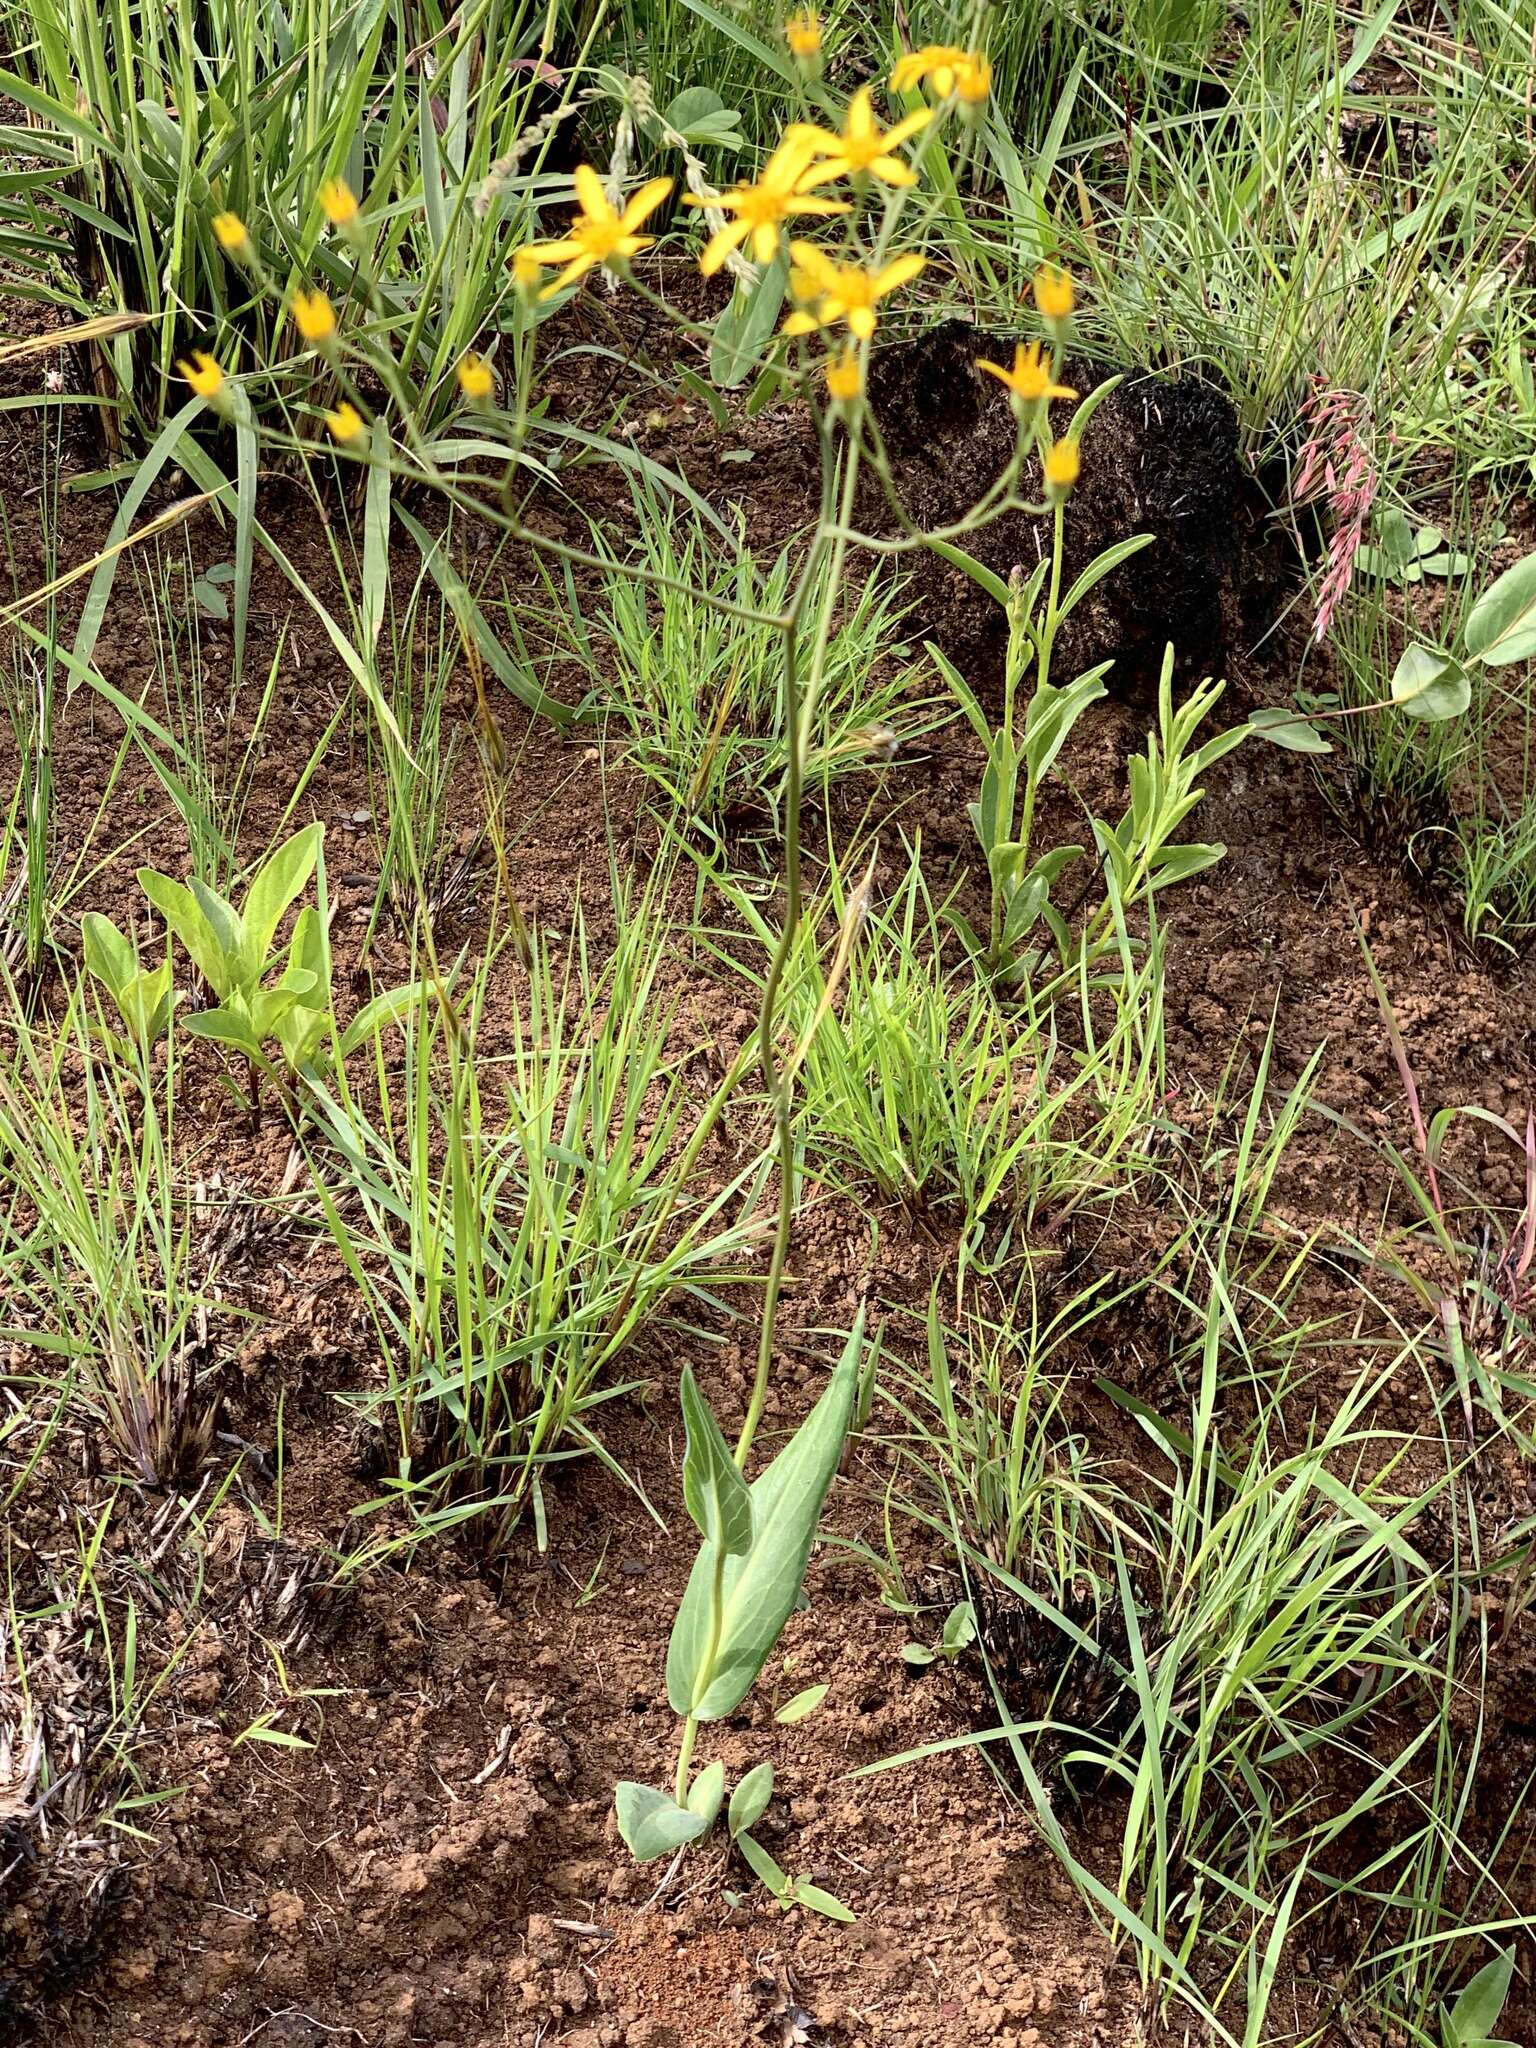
[728,1761,773,1840]
[1247,707,1333,755]
[1390,644,1470,721]
[1464,553,1536,666]
[685,1758,725,1828]
[614,1780,710,1863]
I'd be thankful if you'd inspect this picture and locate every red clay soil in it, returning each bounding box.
[2,286,1534,2048]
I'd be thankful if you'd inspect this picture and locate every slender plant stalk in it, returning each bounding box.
[734,439,864,1470]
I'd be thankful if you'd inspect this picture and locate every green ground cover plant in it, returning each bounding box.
[0,0,1533,2041]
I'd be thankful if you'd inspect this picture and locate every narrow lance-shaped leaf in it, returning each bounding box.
[137,869,233,999]
[240,820,324,978]
[679,1366,753,1556]
[666,1312,861,1721]
[1446,1949,1513,2045]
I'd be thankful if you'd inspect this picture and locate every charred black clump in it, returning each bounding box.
[863,319,1245,694]
[968,1572,1160,1795]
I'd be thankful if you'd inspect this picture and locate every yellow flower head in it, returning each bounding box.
[326,401,365,442]
[178,350,224,401]
[319,178,360,227]
[457,352,495,401]
[824,344,863,403]
[956,53,992,103]
[1033,263,1075,322]
[890,44,975,97]
[1044,437,1081,493]
[784,243,925,342]
[521,166,674,298]
[685,131,849,275]
[784,88,932,189]
[512,246,543,290]
[978,341,1076,406]
[785,9,821,57]
[211,210,249,253]
[291,289,336,344]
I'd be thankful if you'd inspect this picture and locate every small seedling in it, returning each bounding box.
[1357,507,1472,584]
[81,912,176,1064]
[901,1599,976,1669]
[134,820,418,1099]
[613,1322,862,1917]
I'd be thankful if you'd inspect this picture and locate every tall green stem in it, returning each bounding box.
[734,433,863,1470]
[1011,494,1066,900]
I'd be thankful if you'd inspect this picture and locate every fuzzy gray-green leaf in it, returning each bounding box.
[614,1780,710,1862]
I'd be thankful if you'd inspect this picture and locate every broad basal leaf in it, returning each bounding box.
[614,1781,710,1862]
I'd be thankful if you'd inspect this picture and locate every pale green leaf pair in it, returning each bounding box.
[81,912,176,1055]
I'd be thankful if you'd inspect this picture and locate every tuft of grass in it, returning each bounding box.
[306,859,769,1555]
[531,490,941,838]
[0,974,221,1487]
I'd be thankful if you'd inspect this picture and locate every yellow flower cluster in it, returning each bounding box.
[891,43,991,103]
[198,46,1008,435]
[976,265,1081,493]
[509,59,957,299]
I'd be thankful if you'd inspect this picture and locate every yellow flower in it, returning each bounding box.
[890,44,973,96]
[211,210,249,253]
[178,350,224,400]
[512,246,544,290]
[783,243,925,342]
[319,178,360,227]
[325,401,365,442]
[785,9,821,56]
[1044,437,1081,493]
[685,132,849,275]
[978,341,1076,405]
[522,166,674,298]
[457,352,494,401]
[824,345,863,403]
[956,53,992,103]
[291,289,336,344]
[785,88,932,188]
[1033,263,1075,322]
